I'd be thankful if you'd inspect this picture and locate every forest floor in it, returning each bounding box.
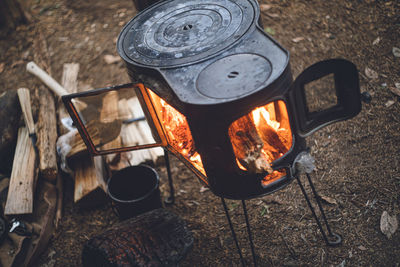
[0,0,399,266]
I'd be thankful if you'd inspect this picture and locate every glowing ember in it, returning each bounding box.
[261,169,287,187]
[147,89,206,176]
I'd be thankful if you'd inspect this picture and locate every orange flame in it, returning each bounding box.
[147,90,206,175]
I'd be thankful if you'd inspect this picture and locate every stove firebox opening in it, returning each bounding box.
[146,88,206,176]
[229,100,293,185]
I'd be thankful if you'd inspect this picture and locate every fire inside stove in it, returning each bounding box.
[229,100,292,185]
[147,89,206,176]
[146,84,292,186]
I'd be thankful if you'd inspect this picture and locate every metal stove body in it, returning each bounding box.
[115,0,361,199]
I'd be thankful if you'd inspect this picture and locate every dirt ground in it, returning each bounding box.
[0,0,399,266]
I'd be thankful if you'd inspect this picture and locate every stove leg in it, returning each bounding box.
[242,200,258,267]
[163,148,174,205]
[295,174,342,246]
[221,198,245,267]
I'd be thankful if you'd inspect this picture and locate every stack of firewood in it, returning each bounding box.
[0,61,164,216]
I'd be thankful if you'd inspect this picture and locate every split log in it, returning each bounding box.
[0,89,21,174]
[58,63,79,135]
[82,208,193,267]
[72,156,107,206]
[4,127,37,215]
[37,87,58,182]
[229,114,273,173]
[60,64,108,205]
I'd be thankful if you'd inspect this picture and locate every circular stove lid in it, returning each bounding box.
[119,0,256,68]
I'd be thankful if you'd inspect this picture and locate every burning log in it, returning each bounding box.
[4,127,37,215]
[257,115,288,159]
[229,114,273,174]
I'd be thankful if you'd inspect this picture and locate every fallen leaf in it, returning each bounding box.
[199,186,209,193]
[266,13,280,18]
[358,245,367,251]
[365,67,378,79]
[321,195,338,205]
[385,100,395,107]
[380,211,398,238]
[292,37,305,43]
[103,54,121,64]
[393,47,400,58]
[389,86,400,97]
[259,4,272,11]
[264,27,275,35]
[0,63,4,73]
[372,37,381,45]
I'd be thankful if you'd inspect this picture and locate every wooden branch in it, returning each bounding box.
[37,87,58,181]
[5,127,37,215]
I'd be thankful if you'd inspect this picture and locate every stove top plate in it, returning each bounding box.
[119,0,256,68]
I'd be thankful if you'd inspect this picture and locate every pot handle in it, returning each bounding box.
[290,58,362,137]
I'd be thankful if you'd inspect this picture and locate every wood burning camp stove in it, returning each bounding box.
[63,0,370,265]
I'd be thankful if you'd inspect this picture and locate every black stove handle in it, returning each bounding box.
[290,58,361,137]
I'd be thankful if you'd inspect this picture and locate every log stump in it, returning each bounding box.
[82,208,193,267]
